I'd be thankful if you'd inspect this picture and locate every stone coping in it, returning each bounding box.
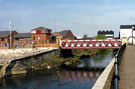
[92,57,115,89]
[13,49,58,61]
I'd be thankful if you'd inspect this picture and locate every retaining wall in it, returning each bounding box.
[92,57,115,89]
[0,49,58,77]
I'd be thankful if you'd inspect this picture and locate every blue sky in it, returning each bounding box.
[0,0,135,37]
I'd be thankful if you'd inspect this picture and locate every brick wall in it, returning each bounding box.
[0,31,17,49]
[36,39,60,48]
[14,38,32,48]
[0,38,9,49]
[31,33,52,47]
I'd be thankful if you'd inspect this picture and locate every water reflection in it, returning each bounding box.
[57,71,102,89]
[78,54,113,69]
[59,71,101,82]
[0,70,102,89]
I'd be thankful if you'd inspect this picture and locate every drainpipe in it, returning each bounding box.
[132,26,134,45]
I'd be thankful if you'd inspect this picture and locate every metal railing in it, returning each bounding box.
[111,43,126,89]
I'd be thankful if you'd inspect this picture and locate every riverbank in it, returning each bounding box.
[41,49,113,69]
[0,48,58,78]
[72,49,113,57]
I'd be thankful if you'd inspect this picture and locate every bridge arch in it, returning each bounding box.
[127,36,135,45]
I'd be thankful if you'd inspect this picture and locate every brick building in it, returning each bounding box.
[31,27,52,46]
[53,30,75,40]
[31,26,59,48]
[14,33,31,48]
[0,31,17,49]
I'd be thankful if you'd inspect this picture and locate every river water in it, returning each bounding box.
[0,53,113,89]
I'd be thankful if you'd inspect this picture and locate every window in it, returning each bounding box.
[1,38,4,41]
[21,43,24,47]
[15,38,24,41]
[19,38,24,41]
[37,36,40,40]
[27,38,32,41]
[33,36,35,40]
[15,38,19,41]
[1,44,3,47]
[14,43,19,48]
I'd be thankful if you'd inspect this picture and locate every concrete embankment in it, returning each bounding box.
[0,49,58,78]
[92,57,115,89]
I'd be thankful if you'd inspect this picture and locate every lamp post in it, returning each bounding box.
[9,21,12,48]
[132,26,134,45]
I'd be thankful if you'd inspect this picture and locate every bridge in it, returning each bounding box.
[61,39,122,49]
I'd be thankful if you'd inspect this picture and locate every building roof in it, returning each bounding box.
[59,30,73,37]
[0,31,12,38]
[98,30,114,34]
[14,33,31,38]
[53,32,63,37]
[120,25,135,29]
[31,26,52,31]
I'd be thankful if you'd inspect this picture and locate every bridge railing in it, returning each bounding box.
[112,43,126,89]
[61,39,122,49]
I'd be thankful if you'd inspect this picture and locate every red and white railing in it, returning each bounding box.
[61,39,122,49]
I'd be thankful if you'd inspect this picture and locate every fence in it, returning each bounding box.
[111,43,126,89]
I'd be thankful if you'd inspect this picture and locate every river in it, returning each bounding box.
[0,53,113,89]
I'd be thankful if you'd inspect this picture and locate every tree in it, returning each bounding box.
[83,34,88,38]
[94,35,106,39]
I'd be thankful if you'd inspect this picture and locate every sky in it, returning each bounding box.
[0,0,135,37]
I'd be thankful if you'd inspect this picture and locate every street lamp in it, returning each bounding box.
[132,26,135,45]
[9,21,12,48]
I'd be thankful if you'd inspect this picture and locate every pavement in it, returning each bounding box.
[119,45,135,89]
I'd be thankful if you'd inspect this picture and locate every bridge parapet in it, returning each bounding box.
[61,39,122,49]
